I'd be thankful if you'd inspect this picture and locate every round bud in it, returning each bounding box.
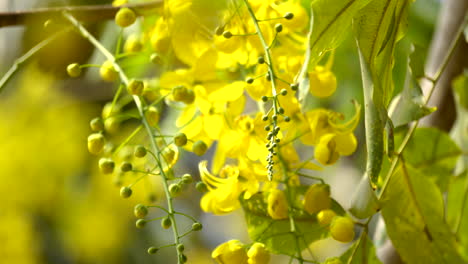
[278,108,285,114]
[87,133,105,155]
[134,145,147,158]
[100,60,119,82]
[181,89,195,104]
[120,186,133,198]
[192,222,203,231]
[181,174,193,184]
[195,181,208,193]
[330,217,355,243]
[67,63,81,78]
[280,89,288,96]
[284,12,294,20]
[172,85,188,101]
[192,140,208,156]
[121,162,133,172]
[145,106,160,127]
[257,56,265,64]
[222,31,232,39]
[290,83,299,91]
[90,117,104,132]
[99,158,115,174]
[150,53,163,64]
[284,116,291,122]
[215,26,224,36]
[317,209,337,226]
[169,183,181,197]
[177,244,185,253]
[262,115,269,122]
[136,219,147,228]
[115,8,136,28]
[147,247,158,255]
[246,77,254,84]
[180,254,187,263]
[161,216,172,229]
[124,34,143,53]
[174,133,188,147]
[303,184,331,214]
[275,23,283,33]
[134,204,148,218]
[127,79,144,95]
[261,96,268,102]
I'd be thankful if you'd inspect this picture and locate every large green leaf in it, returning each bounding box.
[240,190,345,256]
[397,127,462,191]
[357,47,384,185]
[381,163,464,263]
[297,0,373,102]
[447,172,468,261]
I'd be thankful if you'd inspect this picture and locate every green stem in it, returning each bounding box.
[63,12,183,263]
[0,29,67,94]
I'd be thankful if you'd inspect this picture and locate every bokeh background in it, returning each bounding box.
[0,0,440,263]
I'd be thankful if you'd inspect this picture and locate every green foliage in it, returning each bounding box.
[240,191,345,256]
[447,172,468,260]
[396,127,462,191]
[381,163,465,263]
[298,0,372,101]
[338,235,382,264]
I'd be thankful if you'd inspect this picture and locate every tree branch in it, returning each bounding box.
[0,0,163,28]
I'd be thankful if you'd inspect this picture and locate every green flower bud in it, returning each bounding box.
[192,222,202,231]
[134,145,147,158]
[87,133,105,155]
[192,140,208,156]
[174,133,188,147]
[115,8,136,28]
[120,161,133,172]
[147,247,158,254]
[127,79,144,96]
[90,117,104,132]
[134,204,148,218]
[120,186,132,198]
[136,219,147,228]
[169,183,181,197]
[67,63,81,78]
[99,158,115,174]
[161,216,172,229]
[195,181,208,193]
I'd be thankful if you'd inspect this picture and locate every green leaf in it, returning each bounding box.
[349,173,380,219]
[447,172,468,261]
[453,72,468,110]
[354,0,411,106]
[297,0,373,102]
[397,127,462,191]
[240,190,345,256]
[381,163,465,264]
[357,47,384,185]
[408,44,426,79]
[336,234,382,264]
[389,62,436,128]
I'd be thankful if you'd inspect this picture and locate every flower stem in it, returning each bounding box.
[63,12,183,263]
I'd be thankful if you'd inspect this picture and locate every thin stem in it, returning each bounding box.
[0,29,67,94]
[63,12,183,263]
[113,125,143,156]
[0,0,163,28]
[378,14,468,200]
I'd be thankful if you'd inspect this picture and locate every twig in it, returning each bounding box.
[0,0,163,28]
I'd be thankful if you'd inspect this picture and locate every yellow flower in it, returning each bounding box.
[247,242,270,264]
[267,189,289,219]
[314,134,340,165]
[212,240,248,264]
[199,161,258,214]
[309,66,337,98]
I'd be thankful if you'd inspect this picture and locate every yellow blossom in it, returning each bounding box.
[212,240,248,264]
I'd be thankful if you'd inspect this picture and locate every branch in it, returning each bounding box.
[0,0,163,28]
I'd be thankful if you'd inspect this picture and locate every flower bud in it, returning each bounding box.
[267,189,289,219]
[247,242,270,264]
[303,184,331,214]
[87,133,105,155]
[330,216,355,243]
[212,240,248,264]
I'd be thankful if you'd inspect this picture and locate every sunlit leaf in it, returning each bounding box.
[389,63,436,128]
[447,172,468,261]
[381,163,464,263]
[397,127,461,191]
[240,189,345,256]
